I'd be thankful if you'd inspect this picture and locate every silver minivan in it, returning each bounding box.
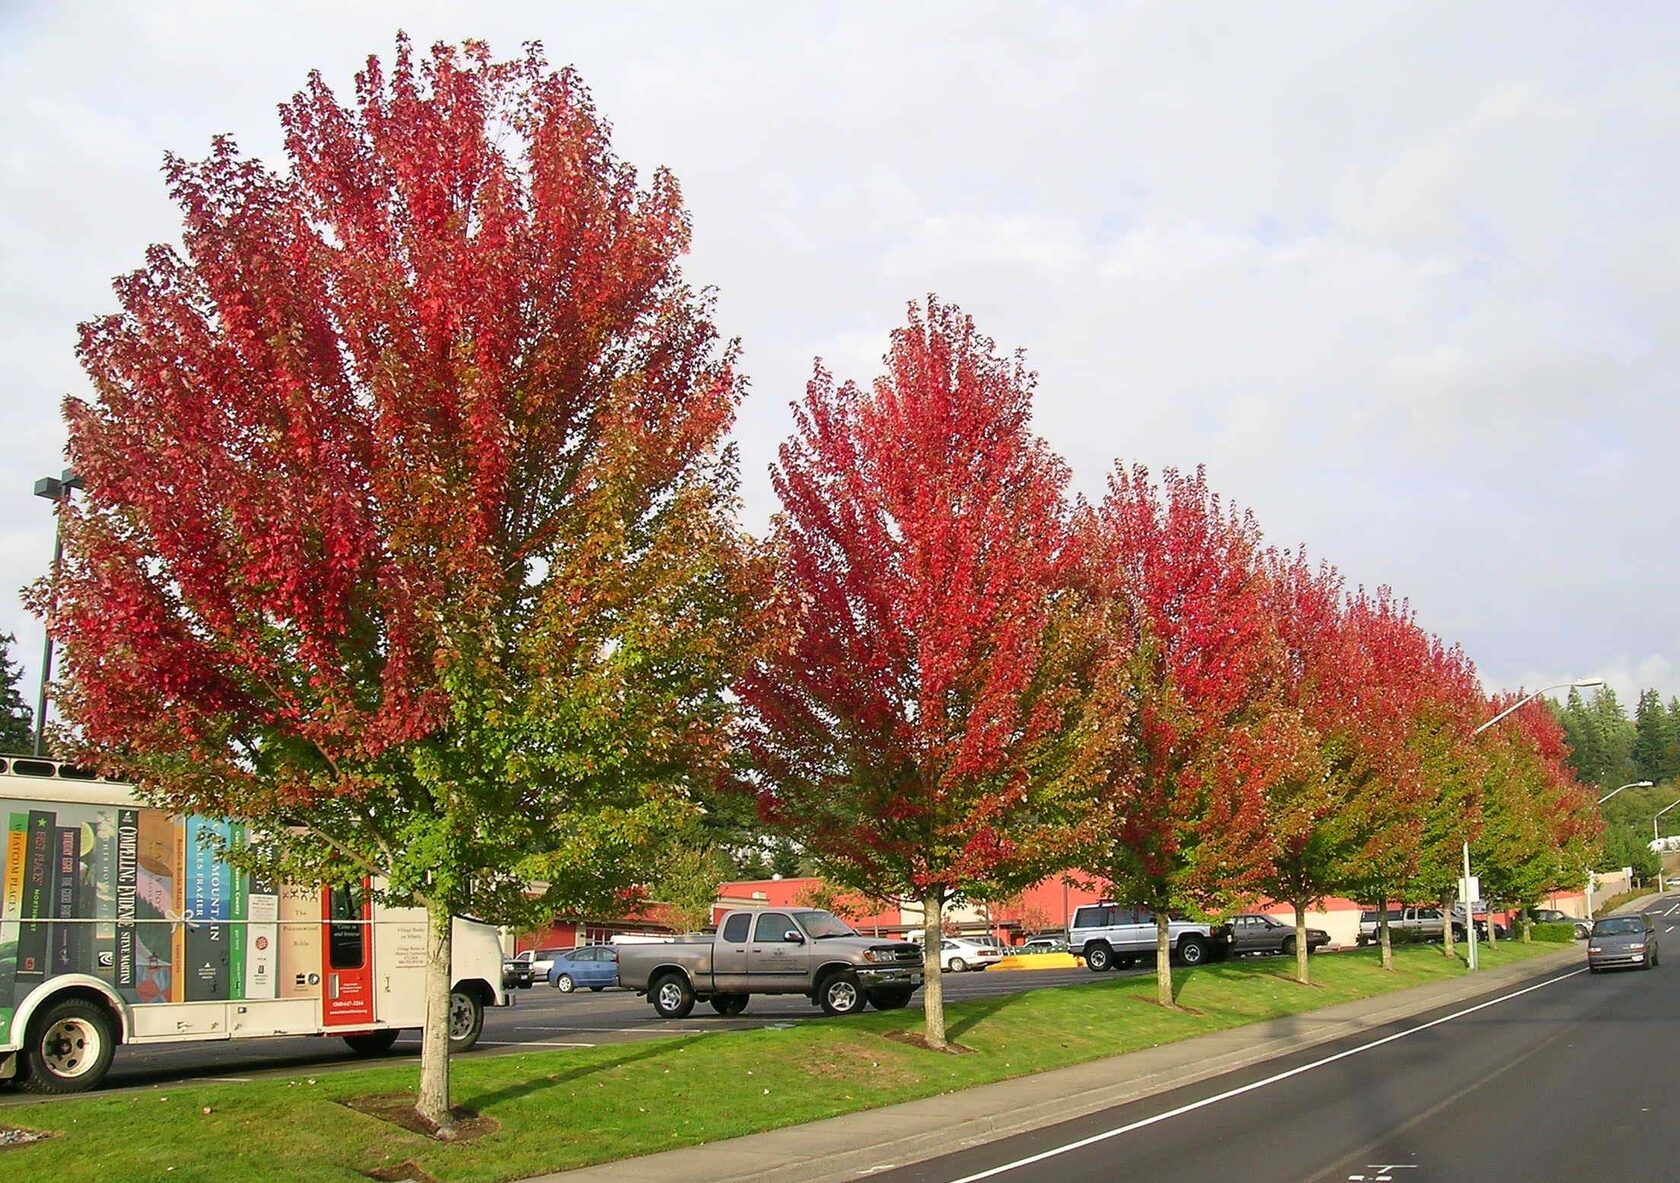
[1587,913,1658,972]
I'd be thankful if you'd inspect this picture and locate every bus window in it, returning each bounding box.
[328,883,365,970]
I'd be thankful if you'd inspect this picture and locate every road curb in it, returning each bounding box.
[526,945,1582,1183]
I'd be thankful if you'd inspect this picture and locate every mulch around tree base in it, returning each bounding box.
[342,1092,499,1142]
[884,1030,976,1054]
[0,1126,53,1150]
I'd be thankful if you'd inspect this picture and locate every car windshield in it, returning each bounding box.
[1592,917,1642,936]
[792,910,858,939]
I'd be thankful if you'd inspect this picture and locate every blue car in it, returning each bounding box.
[548,945,621,993]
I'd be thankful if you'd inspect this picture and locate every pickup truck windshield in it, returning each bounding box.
[792,910,858,939]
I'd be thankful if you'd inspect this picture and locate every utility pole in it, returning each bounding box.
[31,468,83,757]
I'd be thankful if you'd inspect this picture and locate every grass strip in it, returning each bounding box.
[0,942,1560,1183]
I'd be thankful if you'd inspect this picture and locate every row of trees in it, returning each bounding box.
[739,303,1599,1029]
[36,40,1598,1130]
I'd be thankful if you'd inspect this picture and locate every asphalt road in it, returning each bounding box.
[873,896,1680,1183]
[0,960,1113,1099]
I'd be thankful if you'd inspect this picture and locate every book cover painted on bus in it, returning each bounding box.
[89,811,118,984]
[134,807,175,1003]
[243,864,279,1000]
[115,807,139,995]
[184,818,231,1001]
[50,824,82,975]
[169,816,185,1002]
[226,823,245,1001]
[278,884,322,999]
[0,813,26,1042]
[16,809,54,983]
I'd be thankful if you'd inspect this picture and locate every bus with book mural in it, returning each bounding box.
[0,755,506,1093]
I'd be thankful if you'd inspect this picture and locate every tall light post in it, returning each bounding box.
[1468,677,1605,969]
[31,469,83,758]
[1599,780,1655,806]
[1584,781,1653,920]
[1654,799,1680,845]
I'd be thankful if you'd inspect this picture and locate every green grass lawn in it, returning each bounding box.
[0,942,1561,1183]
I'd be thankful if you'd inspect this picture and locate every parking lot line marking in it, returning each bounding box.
[941,967,1587,1183]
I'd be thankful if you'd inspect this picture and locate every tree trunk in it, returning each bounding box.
[1155,912,1173,1008]
[1486,905,1499,948]
[1521,910,1533,943]
[920,892,946,1051]
[416,902,456,1137]
[1292,900,1310,985]
[1440,890,1457,960]
[1378,910,1394,970]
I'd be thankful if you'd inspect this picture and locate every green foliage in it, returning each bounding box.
[0,633,33,755]
[1529,922,1576,943]
[649,839,733,934]
[1600,827,1660,880]
[1552,686,1637,790]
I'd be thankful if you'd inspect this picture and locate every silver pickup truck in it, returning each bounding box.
[1069,902,1219,971]
[616,907,923,1018]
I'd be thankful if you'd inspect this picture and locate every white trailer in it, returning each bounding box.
[0,756,506,1093]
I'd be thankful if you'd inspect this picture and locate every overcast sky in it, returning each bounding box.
[2,2,1675,720]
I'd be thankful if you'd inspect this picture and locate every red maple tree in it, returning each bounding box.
[1079,465,1299,1005]
[38,38,756,1129]
[740,299,1124,1048]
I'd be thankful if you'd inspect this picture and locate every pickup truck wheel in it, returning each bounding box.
[448,988,485,1053]
[17,999,115,1094]
[343,1029,402,1056]
[1177,935,1210,966]
[868,987,914,1010]
[818,971,866,1016]
[1084,943,1113,973]
[651,972,696,1019]
[709,993,749,1016]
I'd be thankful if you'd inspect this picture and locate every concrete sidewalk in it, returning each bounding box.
[529,942,1584,1183]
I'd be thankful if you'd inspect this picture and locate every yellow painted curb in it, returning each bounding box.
[990,952,1085,970]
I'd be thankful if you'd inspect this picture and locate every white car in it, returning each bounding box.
[939,937,1004,972]
[515,947,571,978]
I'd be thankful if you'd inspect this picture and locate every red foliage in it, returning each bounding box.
[41,37,740,809]
[741,298,1112,901]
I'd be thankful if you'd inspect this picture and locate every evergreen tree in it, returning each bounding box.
[1665,698,1680,782]
[0,634,34,755]
[1632,689,1670,783]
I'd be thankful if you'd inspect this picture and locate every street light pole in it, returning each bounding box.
[1468,677,1604,969]
[1654,798,1680,846]
[1599,780,1655,806]
[31,469,83,758]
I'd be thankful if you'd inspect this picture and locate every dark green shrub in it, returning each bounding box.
[1529,922,1577,943]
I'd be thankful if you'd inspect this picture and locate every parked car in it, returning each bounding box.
[1215,913,1331,957]
[1587,913,1658,972]
[1019,936,1069,955]
[502,957,534,990]
[615,908,923,1018]
[939,937,1004,972]
[1356,906,1466,946]
[515,947,572,979]
[1452,903,1509,940]
[1069,902,1218,971]
[548,945,622,992]
[1525,908,1590,939]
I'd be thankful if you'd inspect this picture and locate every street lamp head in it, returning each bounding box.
[32,476,63,500]
[1634,780,1654,789]
[1572,678,1605,689]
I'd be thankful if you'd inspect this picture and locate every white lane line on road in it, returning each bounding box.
[941,967,1589,1183]
[479,1041,597,1048]
[1665,902,1680,916]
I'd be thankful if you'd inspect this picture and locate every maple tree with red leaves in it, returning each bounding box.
[739,300,1125,1049]
[1078,465,1301,1007]
[35,38,763,1131]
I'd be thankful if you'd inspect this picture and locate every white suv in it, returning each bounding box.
[1068,903,1215,971]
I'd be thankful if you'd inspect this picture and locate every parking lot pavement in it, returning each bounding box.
[0,962,1113,1100]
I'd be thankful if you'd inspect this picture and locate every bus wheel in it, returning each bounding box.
[447,988,485,1053]
[19,998,115,1094]
[343,1029,402,1056]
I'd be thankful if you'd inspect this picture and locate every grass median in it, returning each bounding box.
[0,941,1562,1183]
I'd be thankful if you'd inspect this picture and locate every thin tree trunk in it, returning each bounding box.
[920,892,946,1051]
[1292,900,1310,985]
[1441,890,1457,960]
[416,902,456,1137]
[1155,912,1173,1008]
[1486,905,1499,948]
[1521,909,1533,943]
[1379,909,1394,971]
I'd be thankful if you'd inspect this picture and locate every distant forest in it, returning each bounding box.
[1551,686,1680,877]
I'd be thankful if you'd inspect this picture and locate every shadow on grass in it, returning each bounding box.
[455,1035,709,1112]
[944,990,1026,1042]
